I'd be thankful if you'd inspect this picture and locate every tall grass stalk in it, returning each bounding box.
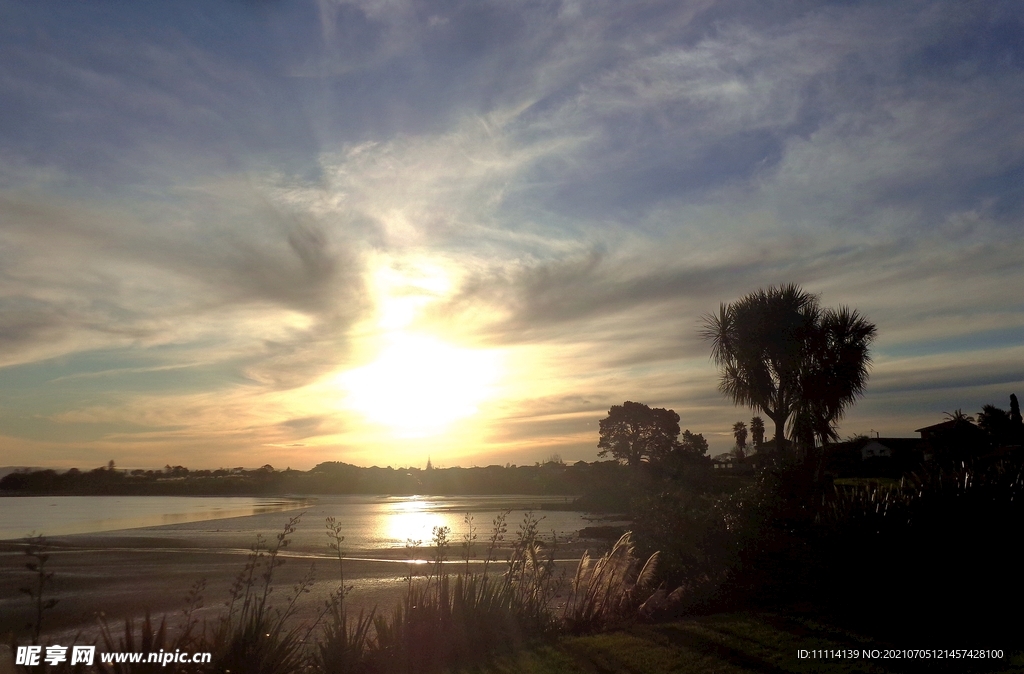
[208,514,311,674]
[97,613,183,674]
[313,515,376,674]
[562,532,659,633]
[312,598,374,674]
[368,513,561,673]
[19,534,58,645]
[89,580,204,673]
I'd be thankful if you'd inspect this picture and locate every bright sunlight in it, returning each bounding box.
[379,498,461,547]
[339,333,502,438]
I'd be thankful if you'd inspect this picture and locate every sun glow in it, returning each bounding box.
[340,333,502,438]
[334,257,504,440]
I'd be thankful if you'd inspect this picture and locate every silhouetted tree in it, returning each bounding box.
[750,416,765,450]
[598,401,681,468]
[978,404,1012,446]
[1011,394,1024,445]
[678,429,709,460]
[702,284,875,454]
[732,421,748,450]
[702,285,814,451]
[792,306,877,450]
[732,421,748,460]
[652,428,712,480]
[944,408,975,423]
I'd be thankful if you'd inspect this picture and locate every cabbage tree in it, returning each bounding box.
[702,284,876,453]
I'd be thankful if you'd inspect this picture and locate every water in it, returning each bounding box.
[0,494,595,552]
[0,495,314,540]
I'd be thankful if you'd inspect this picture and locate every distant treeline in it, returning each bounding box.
[0,459,637,497]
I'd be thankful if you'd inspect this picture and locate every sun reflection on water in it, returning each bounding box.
[378,498,464,550]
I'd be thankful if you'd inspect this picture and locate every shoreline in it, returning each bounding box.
[1,538,600,645]
[0,497,621,645]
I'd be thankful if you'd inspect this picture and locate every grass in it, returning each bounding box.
[562,532,659,634]
[18,534,59,645]
[247,510,664,673]
[365,512,564,673]
[465,612,1024,674]
[97,612,184,674]
[314,516,375,674]
[208,514,318,674]
[97,514,315,674]
[831,477,899,489]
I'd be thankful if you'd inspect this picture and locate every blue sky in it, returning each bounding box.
[1,0,1022,469]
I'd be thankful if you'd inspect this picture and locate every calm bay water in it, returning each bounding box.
[0,494,594,552]
[0,495,315,540]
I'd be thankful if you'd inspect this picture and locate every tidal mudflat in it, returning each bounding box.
[0,495,614,642]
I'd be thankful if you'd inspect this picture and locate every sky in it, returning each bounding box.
[1,0,1023,470]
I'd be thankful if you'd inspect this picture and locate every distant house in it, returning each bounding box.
[711,453,754,473]
[711,452,733,466]
[860,437,923,461]
[823,437,923,478]
[915,419,961,442]
[915,418,986,461]
[860,440,892,460]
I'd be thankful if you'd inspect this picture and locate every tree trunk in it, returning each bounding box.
[813,440,827,483]
[770,414,788,454]
[629,445,641,469]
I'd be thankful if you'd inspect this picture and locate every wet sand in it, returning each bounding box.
[0,500,615,644]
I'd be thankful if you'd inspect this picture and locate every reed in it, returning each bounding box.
[205,514,312,674]
[96,613,172,674]
[367,513,561,673]
[312,515,375,674]
[562,532,659,633]
[312,597,375,674]
[19,534,58,645]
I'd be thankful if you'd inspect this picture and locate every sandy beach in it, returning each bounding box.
[0,496,613,645]
[1,539,433,643]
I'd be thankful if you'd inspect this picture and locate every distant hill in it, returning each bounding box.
[0,460,643,498]
[0,466,44,480]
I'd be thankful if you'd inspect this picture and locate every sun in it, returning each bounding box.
[339,333,502,438]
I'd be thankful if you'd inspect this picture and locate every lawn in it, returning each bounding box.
[831,477,900,489]
[462,612,1024,674]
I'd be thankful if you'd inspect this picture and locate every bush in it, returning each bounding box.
[811,458,1024,642]
[632,450,1024,644]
